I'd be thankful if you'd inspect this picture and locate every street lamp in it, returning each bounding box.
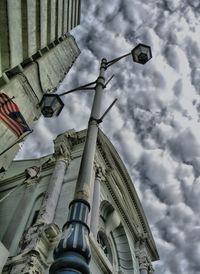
[48,43,152,274]
[40,43,152,118]
[39,94,64,117]
[131,43,152,64]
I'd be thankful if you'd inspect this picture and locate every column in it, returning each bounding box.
[63,0,69,34]
[36,140,71,224]
[36,157,69,224]
[48,0,56,43]
[138,252,149,274]
[136,236,150,274]
[19,133,72,254]
[67,0,72,31]
[7,0,23,67]
[40,0,48,48]
[140,266,148,274]
[90,167,102,238]
[56,0,63,38]
[0,0,10,72]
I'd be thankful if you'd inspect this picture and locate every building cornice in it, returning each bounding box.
[96,130,159,261]
[0,157,56,189]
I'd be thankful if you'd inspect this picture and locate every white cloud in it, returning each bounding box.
[168,128,200,162]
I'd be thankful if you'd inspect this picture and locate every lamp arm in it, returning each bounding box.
[59,80,97,96]
[106,52,131,68]
[59,52,132,96]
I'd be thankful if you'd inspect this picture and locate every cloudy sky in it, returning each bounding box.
[16,0,200,273]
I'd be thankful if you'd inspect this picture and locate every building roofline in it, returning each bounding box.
[97,129,159,261]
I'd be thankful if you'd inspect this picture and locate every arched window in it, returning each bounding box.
[112,225,134,273]
[98,200,134,273]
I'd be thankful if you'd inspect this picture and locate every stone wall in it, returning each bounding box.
[0,0,81,77]
[0,0,81,174]
[0,35,80,174]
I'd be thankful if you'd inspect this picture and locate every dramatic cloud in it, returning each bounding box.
[16,1,200,273]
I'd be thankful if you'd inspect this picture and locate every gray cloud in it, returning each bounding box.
[164,45,181,71]
[167,128,200,162]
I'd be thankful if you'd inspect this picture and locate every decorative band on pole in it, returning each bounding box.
[50,200,91,274]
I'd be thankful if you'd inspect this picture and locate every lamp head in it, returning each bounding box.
[39,94,64,118]
[131,43,152,64]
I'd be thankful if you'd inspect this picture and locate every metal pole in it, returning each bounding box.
[49,58,107,274]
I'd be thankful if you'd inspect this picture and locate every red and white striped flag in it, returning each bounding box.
[0,92,31,137]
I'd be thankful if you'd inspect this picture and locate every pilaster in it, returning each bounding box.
[90,165,105,238]
[135,234,153,274]
[36,132,72,225]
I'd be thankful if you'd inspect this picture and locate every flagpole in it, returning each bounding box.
[0,130,33,157]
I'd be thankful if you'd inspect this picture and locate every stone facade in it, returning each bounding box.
[0,129,159,273]
[0,0,81,174]
[0,0,81,77]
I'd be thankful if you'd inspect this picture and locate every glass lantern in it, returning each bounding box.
[131,43,152,64]
[39,94,64,117]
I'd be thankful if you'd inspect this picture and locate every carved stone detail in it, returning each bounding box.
[3,224,61,274]
[53,131,74,161]
[19,224,43,252]
[3,251,46,274]
[19,223,60,253]
[25,166,41,180]
[136,235,153,274]
[148,264,154,274]
[94,163,106,181]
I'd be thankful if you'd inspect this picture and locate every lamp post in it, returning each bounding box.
[45,43,152,274]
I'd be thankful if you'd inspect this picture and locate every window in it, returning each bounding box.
[98,201,134,273]
[97,231,113,264]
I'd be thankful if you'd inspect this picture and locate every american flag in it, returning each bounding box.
[0,92,31,137]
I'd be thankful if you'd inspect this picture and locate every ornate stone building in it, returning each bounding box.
[0,129,159,273]
[0,0,81,174]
